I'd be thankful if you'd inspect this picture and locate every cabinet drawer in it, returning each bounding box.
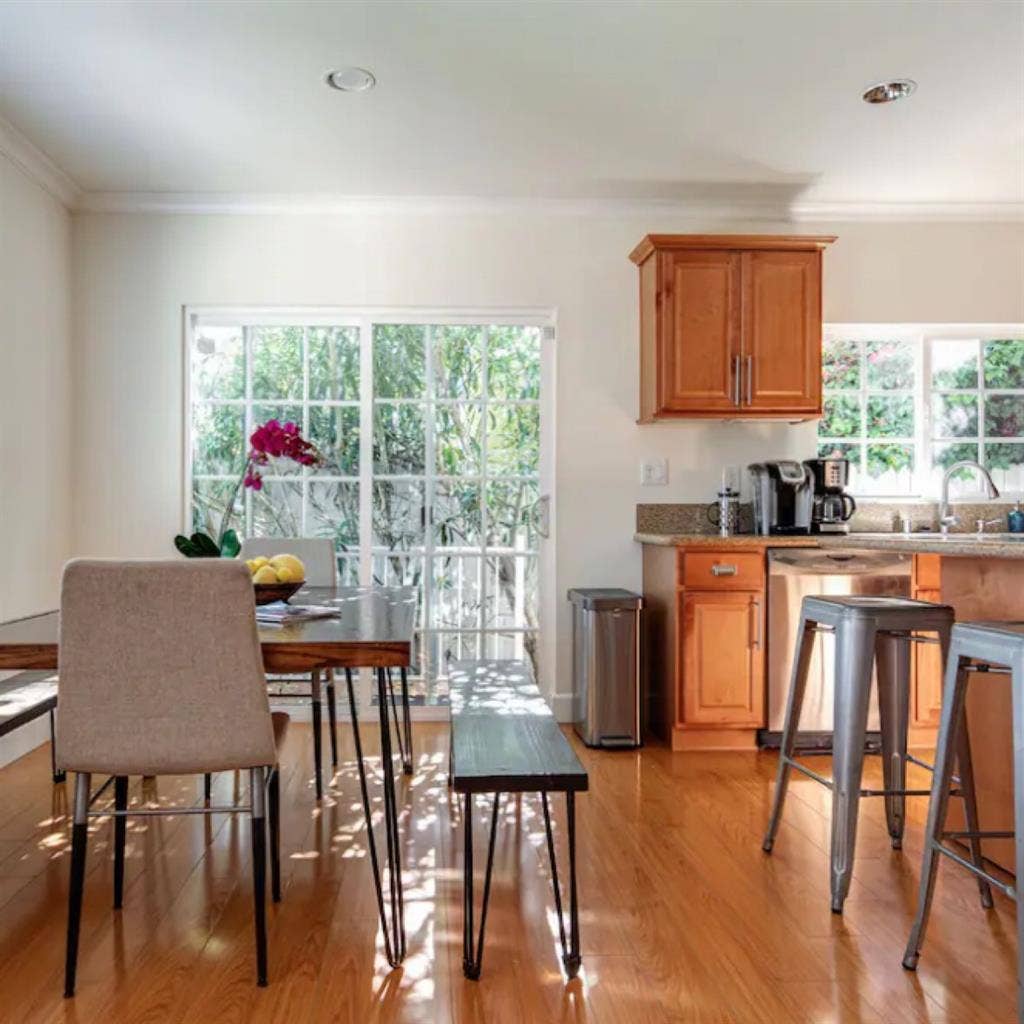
[680,551,764,590]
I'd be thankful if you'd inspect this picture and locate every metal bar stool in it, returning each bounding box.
[903,621,1024,1020]
[762,595,987,914]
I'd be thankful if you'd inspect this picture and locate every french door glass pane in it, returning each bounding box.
[308,405,360,475]
[308,326,360,400]
[192,404,246,475]
[432,556,482,629]
[251,480,303,537]
[251,326,304,401]
[486,479,539,549]
[373,480,425,551]
[373,404,426,475]
[433,326,484,398]
[488,326,541,399]
[307,482,359,550]
[374,325,426,398]
[433,481,482,548]
[435,404,483,475]
[484,556,538,628]
[487,405,540,475]
[193,327,245,400]
[192,478,242,536]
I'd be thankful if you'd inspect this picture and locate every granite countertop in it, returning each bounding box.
[634,531,1024,559]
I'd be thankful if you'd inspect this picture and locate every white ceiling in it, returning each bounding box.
[0,0,1021,208]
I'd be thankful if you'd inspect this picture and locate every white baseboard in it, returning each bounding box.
[0,716,49,770]
[551,692,574,723]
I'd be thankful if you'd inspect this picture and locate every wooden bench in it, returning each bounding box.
[0,671,63,781]
[449,659,588,980]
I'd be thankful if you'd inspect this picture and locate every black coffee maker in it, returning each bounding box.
[805,457,857,534]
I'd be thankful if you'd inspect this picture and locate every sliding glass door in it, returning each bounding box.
[187,310,551,710]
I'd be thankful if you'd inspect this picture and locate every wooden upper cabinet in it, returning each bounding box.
[658,250,741,414]
[631,234,834,421]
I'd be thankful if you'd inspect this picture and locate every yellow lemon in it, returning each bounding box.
[268,553,305,581]
[274,565,301,584]
[252,565,279,584]
[252,556,270,568]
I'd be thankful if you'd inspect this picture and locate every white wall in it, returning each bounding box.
[0,151,72,623]
[70,211,1024,710]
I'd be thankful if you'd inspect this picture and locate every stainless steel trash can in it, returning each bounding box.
[568,588,642,748]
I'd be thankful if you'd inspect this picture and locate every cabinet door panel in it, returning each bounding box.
[681,590,764,726]
[742,250,821,413]
[658,251,741,413]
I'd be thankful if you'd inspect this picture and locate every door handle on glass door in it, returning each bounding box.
[533,495,551,539]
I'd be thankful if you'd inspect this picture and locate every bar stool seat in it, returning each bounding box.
[762,594,988,914]
[903,621,1024,1022]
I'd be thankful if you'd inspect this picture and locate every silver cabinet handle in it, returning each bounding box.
[745,355,753,405]
[732,354,741,406]
[750,597,762,648]
[711,563,738,577]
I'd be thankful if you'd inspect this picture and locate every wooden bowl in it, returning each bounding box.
[253,581,304,605]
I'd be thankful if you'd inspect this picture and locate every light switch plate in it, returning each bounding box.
[640,458,668,486]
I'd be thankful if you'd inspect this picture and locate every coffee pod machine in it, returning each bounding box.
[804,457,857,534]
[748,461,812,535]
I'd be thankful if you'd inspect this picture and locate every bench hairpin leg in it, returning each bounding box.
[376,667,406,963]
[49,708,66,783]
[343,668,396,968]
[541,791,582,978]
[463,791,501,980]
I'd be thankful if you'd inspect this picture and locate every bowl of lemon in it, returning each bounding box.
[245,553,307,605]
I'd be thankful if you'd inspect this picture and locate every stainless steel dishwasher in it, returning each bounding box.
[762,548,912,750]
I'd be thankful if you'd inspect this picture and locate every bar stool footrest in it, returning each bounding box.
[933,842,1016,901]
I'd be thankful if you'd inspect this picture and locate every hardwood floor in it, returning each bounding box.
[0,722,1016,1023]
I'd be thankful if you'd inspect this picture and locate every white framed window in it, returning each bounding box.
[185,308,555,710]
[820,325,1024,500]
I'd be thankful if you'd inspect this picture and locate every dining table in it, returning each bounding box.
[0,583,417,969]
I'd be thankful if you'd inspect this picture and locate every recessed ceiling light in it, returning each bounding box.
[325,67,376,93]
[862,79,916,104]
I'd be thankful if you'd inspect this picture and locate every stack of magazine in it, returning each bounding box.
[255,602,339,626]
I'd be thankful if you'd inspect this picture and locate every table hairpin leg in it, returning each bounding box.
[541,791,582,978]
[384,668,408,773]
[376,667,406,962]
[399,667,413,775]
[342,668,405,968]
[462,791,501,980]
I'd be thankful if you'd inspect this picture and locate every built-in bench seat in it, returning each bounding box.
[0,672,62,781]
[449,659,588,980]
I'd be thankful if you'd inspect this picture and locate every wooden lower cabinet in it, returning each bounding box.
[680,590,764,730]
[909,554,943,746]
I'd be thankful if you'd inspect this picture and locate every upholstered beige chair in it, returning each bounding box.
[239,536,338,799]
[56,559,288,995]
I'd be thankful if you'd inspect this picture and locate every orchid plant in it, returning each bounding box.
[175,419,323,558]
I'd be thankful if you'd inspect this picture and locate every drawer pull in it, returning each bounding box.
[711,564,738,577]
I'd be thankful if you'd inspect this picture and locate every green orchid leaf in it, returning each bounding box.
[174,534,203,558]
[219,528,241,559]
[190,531,222,558]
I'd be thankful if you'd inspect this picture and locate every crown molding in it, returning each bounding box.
[75,190,1024,222]
[0,115,81,209]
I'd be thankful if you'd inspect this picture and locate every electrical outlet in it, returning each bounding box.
[640,458,668,486]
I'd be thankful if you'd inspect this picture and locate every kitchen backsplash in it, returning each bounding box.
[636,501,1021,536]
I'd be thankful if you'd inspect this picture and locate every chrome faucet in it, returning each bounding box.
[939,460,1000,535]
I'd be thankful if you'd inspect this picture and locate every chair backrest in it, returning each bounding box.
[239,537,337,588]
[56,559,277,776]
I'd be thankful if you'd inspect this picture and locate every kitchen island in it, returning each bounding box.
[638,529,1023,870]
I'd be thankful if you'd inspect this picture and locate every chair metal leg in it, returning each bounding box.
[343,668,401,968]
[250,767,268,987]
[310,669,323,800]
[376,667,406,963]
[49,708,66,783]
[763,616,816,853]
[113,775,128,909]
[903,652,972,970]
[829,617,876,913]
[203,773,212,803]
[541,791,582,978]
[64,772,91,998]
[268,767,281,903]
[954,702,995,909]
[875,632,911,850]
[326,670,339,769]
[1011,652,1024,1024]
[400,667,414,775]
[462,792,501,980]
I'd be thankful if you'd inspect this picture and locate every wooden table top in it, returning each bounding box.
[0,586,419,673]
